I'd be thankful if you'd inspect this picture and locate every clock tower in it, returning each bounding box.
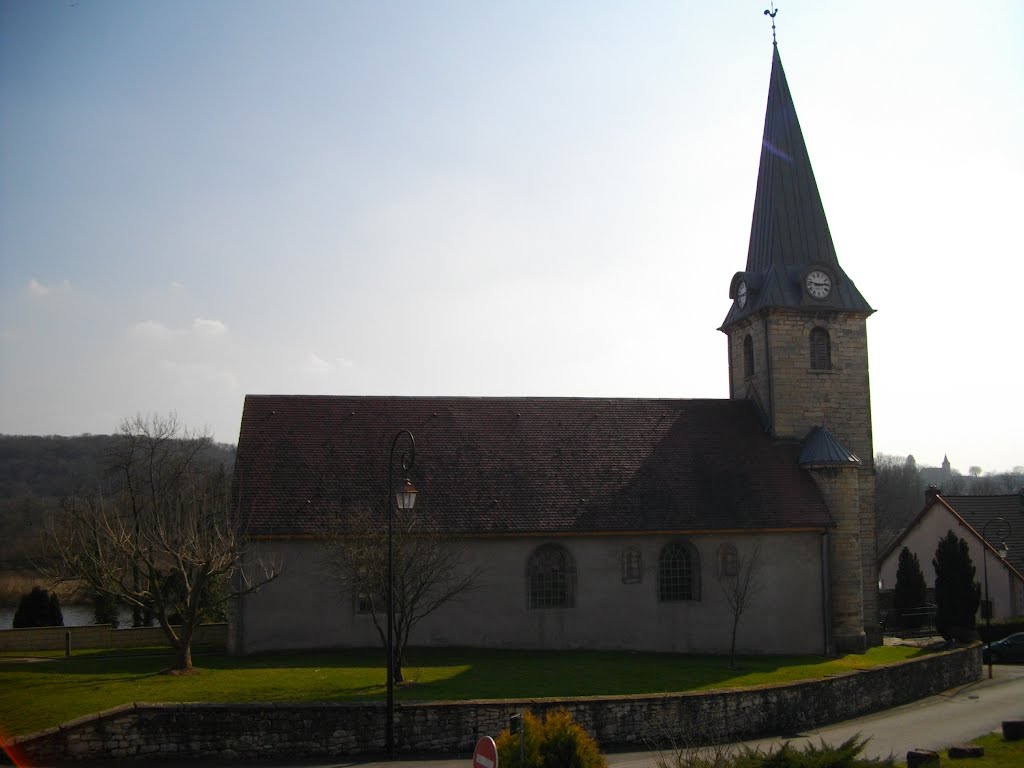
[719,43,878,652]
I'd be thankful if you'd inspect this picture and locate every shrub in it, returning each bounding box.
[497,708,607,768]
[12,586,63,628]
[730,735,892,768]
[651,731,890,768]
[92,590,120,628]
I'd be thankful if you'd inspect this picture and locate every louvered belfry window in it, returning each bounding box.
[810,327,832,370]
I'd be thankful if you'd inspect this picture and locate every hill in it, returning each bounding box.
[0,434,235,569]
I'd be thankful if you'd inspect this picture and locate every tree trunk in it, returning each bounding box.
[729,617,739,669]
[392,646,404,684]
[164,616,195,672]
[175,642,193,671]
[132,564,142,628]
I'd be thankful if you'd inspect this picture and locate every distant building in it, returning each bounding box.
[879,490,1024,619]
[230,41,879,657]
[918,454,953,490]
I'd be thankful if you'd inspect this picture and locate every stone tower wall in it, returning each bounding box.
[726,307,878,647]
[726,309,873,457]
[766,309,872,462]
[859,467,880,642]
[726,314,772,419]
[809,466,866,653]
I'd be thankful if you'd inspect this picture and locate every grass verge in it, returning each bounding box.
[892,732,1024,768]
[943,732,1024,768]
[0,645,925,740]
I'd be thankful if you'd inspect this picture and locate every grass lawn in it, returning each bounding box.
[0,645,924,740]
[893,732,1024,768]
[954,732,1024,768]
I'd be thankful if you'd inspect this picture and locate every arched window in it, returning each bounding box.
[622,547,642,584]
[743,335,754,380]
[658,541,700,602]
[527,543,575,609]
[810,327,831,370]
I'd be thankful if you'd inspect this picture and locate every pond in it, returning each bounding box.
[0,603,133,629]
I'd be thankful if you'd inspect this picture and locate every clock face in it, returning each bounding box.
[805,270,832,299]
[736,281,748,308]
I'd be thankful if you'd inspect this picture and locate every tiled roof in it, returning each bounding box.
[232,395,833,538]
[943,494,1024,577]
[877,492,1024,581]
[722,45,872,329]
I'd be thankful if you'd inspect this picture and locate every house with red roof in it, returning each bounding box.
[230,41,880,657]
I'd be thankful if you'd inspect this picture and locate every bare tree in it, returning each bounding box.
[107,413,211,627]
[874,453,922,552]
[44,414,279,671]
[325,507,482,684]
[716,543,763,668]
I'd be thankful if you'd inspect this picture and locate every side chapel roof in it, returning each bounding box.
[799,426,861,467]
[722,44,872,329]
[232,395,833,538]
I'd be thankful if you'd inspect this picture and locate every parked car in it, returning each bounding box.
[982,632,1024,663]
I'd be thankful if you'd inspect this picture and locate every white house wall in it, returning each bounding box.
[878,504,1023,619]
[231,531,827,656]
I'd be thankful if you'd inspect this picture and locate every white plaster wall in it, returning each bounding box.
[878,505,1021,619]
[234,531,827,655]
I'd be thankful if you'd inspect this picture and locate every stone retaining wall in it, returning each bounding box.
[6,644,981,764]
[0,623,227,652]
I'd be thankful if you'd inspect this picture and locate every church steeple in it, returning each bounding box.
[722,45,872,329]
[718,38,879,653]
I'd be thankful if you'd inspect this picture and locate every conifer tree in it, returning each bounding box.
[933,530,981,641]
[12,586,63,628]
[893,546,928,628]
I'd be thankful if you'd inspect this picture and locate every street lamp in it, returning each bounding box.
[981,517,1010,679]
[386,430,416,757]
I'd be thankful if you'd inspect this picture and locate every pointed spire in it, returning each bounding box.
[748,45,840,276]
[722,45,872,328]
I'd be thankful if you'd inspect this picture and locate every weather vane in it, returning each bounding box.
[764,3,779,45]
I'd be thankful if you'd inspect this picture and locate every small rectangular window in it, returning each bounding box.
[622,547,643,584]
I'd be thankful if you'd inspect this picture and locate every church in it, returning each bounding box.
[230,41,879,658]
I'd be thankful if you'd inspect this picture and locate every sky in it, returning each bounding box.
[1,1,1022,473]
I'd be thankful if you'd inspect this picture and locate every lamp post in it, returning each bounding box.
[981,517,1010,679]
[386,430,417,757]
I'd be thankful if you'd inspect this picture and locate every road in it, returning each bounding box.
[39,664,1024,768]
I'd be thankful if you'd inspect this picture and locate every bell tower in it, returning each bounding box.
[719,42,878,652]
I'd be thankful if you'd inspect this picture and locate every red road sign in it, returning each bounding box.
[472,736,498,768]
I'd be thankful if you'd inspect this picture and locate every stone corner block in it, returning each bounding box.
[1002,720,1024,741]
[907,749,940,768]
[947,744,983,759]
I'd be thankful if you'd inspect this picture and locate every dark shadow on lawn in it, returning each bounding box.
[0,645,861,700]
[388,648,821,700]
